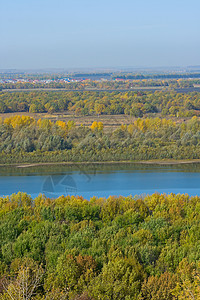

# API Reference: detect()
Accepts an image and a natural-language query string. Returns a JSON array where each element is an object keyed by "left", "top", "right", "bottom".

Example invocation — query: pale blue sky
[{"left": 0, "top": 0, "right": 200, "bottom": 69}]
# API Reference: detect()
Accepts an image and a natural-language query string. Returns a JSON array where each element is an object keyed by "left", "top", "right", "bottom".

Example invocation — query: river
[{"left": 1, "top": 163, "right": 200, "bottom": 199}]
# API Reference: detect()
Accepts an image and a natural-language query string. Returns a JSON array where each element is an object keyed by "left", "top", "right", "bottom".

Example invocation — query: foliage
[
  {"left": 1, "top": 116, "right": 200, "bottom": 164},
  {"left": 1, "top": 193, "right": 200, "bottom": 298},
  {"left": 0, "top": 90, "right": 200, "bottom": 117}
]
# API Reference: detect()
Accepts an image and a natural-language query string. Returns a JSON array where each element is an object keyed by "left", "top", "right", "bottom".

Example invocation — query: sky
[{"left": 0, "top": 0, "right": 200, "bottom": 69}]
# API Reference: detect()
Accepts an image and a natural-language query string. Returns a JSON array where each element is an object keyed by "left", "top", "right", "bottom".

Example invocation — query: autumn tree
[{"left": 0, "top": 258, "right": 44, "bottom": 300}]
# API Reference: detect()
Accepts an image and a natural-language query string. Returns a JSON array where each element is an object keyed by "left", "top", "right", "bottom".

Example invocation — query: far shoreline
[{"left": 1, "top": 159, "right": 200, "bottom": 168}]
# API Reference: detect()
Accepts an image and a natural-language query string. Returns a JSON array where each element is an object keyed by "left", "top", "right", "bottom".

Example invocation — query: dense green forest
[
  {"left": 0, "top": 192, "right": 200, "bottom": 299},
  {"left": 1, "top": 115, "right": 200, "bottom": 164},
  {"left": 1, "top": 90, "right": 200, "bottom": 117}
]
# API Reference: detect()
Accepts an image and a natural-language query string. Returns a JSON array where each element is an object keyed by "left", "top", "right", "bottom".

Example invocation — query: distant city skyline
[{"left": 1, "top": 0, "right": 200, "bottom": 69}]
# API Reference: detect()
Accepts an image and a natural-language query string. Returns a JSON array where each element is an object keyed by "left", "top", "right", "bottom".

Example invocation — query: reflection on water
[{"left": 1, "top": 163, "right": 200, "bottom": 199}]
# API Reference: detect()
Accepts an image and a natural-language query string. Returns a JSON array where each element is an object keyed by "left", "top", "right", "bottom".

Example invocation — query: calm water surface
[{"left": 1, "top": 163, "right": 200, "bottom": 199}]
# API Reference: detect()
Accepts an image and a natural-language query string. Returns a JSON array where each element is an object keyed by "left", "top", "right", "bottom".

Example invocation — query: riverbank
[{"left": 1, "top": 159, "right": 200, "bottom": 168}]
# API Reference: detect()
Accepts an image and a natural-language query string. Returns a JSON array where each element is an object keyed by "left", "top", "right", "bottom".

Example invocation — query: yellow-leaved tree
[
  {"left": 172, "top": 259, "right": 200, "bottom": 300},
  {"left": 4, "top": 116, "right": 35, "bottom": 129},
  {"left": 91, "top": 121, "right": 103, "bottom": 131}
]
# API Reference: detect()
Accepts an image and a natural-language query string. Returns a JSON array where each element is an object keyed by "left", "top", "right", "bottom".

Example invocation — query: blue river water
[{"left": 1, "top": 164, "right": 200, "bottom": 199}]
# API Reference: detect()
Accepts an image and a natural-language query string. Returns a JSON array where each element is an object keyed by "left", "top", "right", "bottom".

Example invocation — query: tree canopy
[{"left": 0, "top": 192, "right": 200, "bottom": 299}]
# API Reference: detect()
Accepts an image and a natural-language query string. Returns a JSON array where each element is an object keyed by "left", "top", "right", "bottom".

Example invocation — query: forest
[
  {"left": 0, "top": 192, "right": 200, "bottom": 299},
  {"left": 1, "top": 115, "right": 200, "bottom": 164},
  {"left": 1, "top": 90, "right": 200, "bottom": 117}
]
